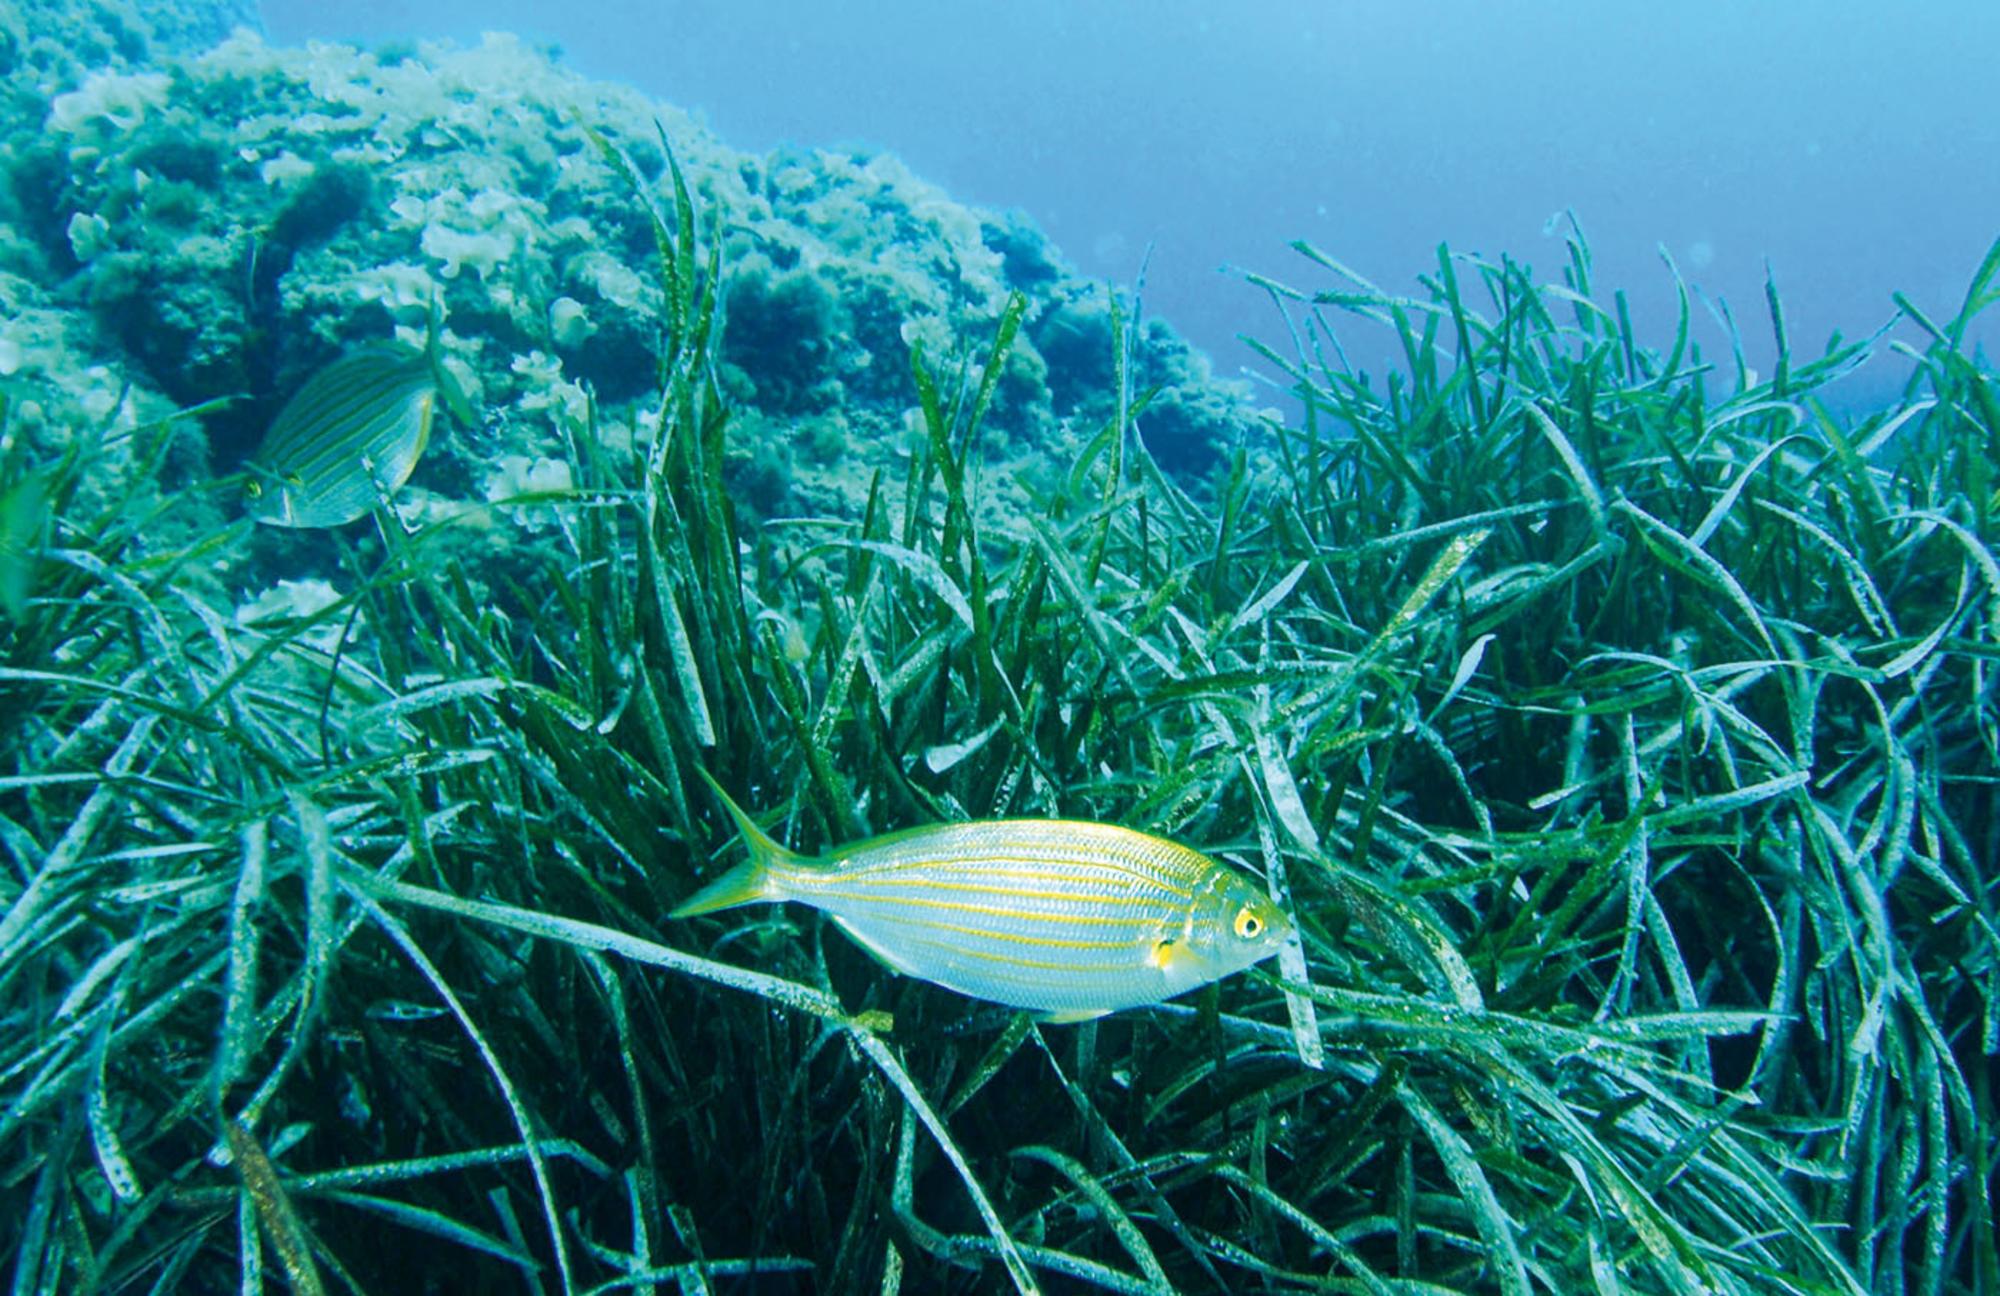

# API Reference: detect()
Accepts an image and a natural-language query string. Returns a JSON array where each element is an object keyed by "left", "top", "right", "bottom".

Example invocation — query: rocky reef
[
  {"left": 0, "top": 4, "right": 1263, "bottom": 560},
  {"left": 1, "top": 0, "right": 262, "bottom": 81}
]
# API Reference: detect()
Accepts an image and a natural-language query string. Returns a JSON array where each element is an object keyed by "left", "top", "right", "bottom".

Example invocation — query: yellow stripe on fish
[{"left": 673, "top": 769, "right": 1294, "bottom": 1020}]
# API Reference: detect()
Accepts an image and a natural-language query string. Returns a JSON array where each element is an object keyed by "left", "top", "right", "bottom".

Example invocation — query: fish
[
  {"left": 245, "top": 328, "right": 470, "bottom": 528},
  {"left": 674, "top": 769, "right": 1294, "bottom": 1021}
]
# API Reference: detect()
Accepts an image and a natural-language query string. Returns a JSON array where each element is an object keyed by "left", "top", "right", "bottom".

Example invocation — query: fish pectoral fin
[
  {"left": 830, "top": 917, "right": 924, "bottom": 978},
  {"left": 1037, "top": 1008, "right": 1111, "bottom": 1025}
]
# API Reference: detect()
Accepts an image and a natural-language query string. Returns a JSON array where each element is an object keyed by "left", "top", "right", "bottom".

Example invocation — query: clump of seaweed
[{"left": 1, "top": 126, "right": 1996, "bottom": 1296}]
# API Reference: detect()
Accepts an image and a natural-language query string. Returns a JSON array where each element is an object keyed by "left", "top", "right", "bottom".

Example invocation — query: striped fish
[
  {"left": 674, "top": 770, "right": 1293, "bottom": 1021},
  {"left": 246, "top": 342, "right": 451, "bottom": 528}
]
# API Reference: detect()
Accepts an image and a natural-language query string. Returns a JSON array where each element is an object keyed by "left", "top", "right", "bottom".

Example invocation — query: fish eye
[
  {"left": 1233, "top": 907, "right": 1264, "bottom": 940},
  {"left": 244, "top": 480, "right": 262, "bottom": 498}
]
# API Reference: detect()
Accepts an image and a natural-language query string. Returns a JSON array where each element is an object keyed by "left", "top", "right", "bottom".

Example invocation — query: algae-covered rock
[
  {"left": 1, "top": 14, "right": 1261, "bottom": 549},
  {"left": 2, "top": 0, "right": 258, "bottom": 128}
]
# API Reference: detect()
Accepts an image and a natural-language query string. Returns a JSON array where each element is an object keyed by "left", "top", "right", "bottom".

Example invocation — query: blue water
[{"left": 262, "top": 0, "right": 2000, "bottom": 412}]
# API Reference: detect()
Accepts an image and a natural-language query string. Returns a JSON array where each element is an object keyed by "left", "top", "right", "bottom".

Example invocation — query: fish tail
[{"left": 671, "top": 769, "right": 810, "bottom": 918}]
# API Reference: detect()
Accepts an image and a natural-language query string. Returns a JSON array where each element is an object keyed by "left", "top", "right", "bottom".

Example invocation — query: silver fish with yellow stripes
[
  {"left": 245, "top": 334, "right": 471, "bottom": 528},
  {"left": 674, "top": 770, "right": 1294, "bottom": 1021}
]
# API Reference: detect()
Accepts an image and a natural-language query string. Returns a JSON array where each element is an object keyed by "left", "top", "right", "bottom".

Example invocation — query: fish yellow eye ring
[{"left": 1233, "top": 908, "right": 1264, "bottom": 940}]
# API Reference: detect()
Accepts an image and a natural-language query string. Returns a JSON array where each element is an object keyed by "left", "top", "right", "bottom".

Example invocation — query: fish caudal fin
[
  {"left": 668, "top": 858, "right": 775, "bottom": 919},
  {"left": 670, "top": 769, "right": 807, "bottom": 918}
]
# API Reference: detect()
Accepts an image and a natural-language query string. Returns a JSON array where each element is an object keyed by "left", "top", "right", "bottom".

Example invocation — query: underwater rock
[
  {"left": 1, "top": 12, "right": 1261, "bottom": 545},
  {"left": 720, "top": 251, "right": 846, "bottom": 415},
  {"left": 1034, "top": 292, "right": 1119, "bottom": 409},
  {"left": 4, "top": 0, "right": 259, "bottom": 105}
]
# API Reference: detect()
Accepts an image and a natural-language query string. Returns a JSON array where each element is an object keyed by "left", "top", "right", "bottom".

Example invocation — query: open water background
[{"left": 260, "top": 0, "right": 2000, "bottom": 414}]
